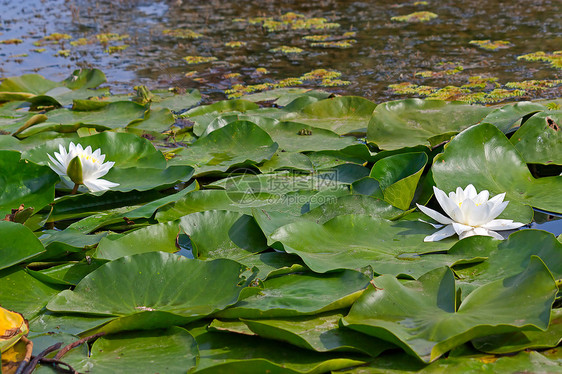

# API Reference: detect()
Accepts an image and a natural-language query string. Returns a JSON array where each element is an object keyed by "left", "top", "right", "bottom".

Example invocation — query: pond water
[{"left": 1, "top": 0, "right": 561, "bottom": 103}]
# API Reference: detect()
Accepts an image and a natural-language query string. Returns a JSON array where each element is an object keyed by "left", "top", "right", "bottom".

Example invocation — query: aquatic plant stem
[{"left": 71, "top": 183, "right": 79, "bottom": 195}]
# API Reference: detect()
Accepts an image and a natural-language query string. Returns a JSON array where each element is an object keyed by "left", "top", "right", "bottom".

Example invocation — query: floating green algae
[
  {"left": 469, "top": 40, "right": 513, "bottom": 51},
  {"left": 183, "top": 56, "right": 218, "bottom": 64},
  {"left": 310, "top": 40, "right": 356, "bottom": 49},
  {"left": 518, "top": 51, "right": 562, "bottom": 70},
  {"left": 391, "top": 11, "right": 438, "bottom": 22},
  {"left": 270, "top": 46, "right": 304, "bottom": 54},
  {"left": 162, "top": 28, "right": 203, "bottom": 39}
]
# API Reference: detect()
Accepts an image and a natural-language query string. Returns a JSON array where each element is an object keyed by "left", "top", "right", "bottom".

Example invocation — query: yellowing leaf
[{"left": 0, "top": 307, "right": 28, "bottom": 353}]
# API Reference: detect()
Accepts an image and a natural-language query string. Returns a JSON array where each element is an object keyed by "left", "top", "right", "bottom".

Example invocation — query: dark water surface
[{"left": 1, "top": 0, "right": 561, "bottom": 102}]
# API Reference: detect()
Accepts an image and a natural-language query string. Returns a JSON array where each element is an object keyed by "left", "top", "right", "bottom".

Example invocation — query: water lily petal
[
  {"left": 464, "top": 184, "right": 477, "bottom": 199},
  {"left": 473, "top": 189, "right": 490, "bottom": 205},
  {"left": 448, "top": 205, "right": 466, "bottom": 224},
  {"left": 481, "top": 219, "right": 526, "bottom": 231},
  {"left": 487, "top": 200, "right": 509, "bottom": 220},
  {"left": 424, "top": 224, "right": 456, "bottom": 242},
  {"left": 488, "top": 192, "right": 506, "bottom": 206},
  {"left": 88, "top": 161, "right": 114, "bottom": 179},
  {"left": 484, "top": 229, "right": 504, "bottom": 240},
  {"left": 83, "top": 178, "right": 120, "bottom": 192},
  {"left": 418, "top": 219, "right": 444, "bottom": 229},
  {"left": 47, "top": 154, "right": 67, "bottom": 176},
  {"left": 452, "top": 222, "right": 473, "bottom": 235},
  {"left": 416, "top": 203, "right": 453, "bottom": 225},
  {"left": 433, "top": 186, "right": 458, "bottom": 218},
  {"left": 462, "top": 198, "right": 492, "bottom": 226}
]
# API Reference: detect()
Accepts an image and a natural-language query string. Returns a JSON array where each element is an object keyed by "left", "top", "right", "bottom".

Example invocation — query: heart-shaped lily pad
[
  {"left": 0, "top": 150, "right": 58, "bottom": 217},
  {"left": 510, "top": 111, "right": 562, "bottom": 165},
  {"left": 168, "top": 121, "right": 278, "bottom": 176},
  {"left": 432, "top": 123, "right": 562, "bottom": 222},
  {"left": 215, "top": 270, "right": 370, "bottom": 318},
  {"left": 47, "top": 252, "right": 255, "bottom": 332},
  {"left": 367, "top": 99, "right": 493, "bottom": 150},
  {"left": 61, "top": 327, "right": 199, "bottom": 374},
  {"left": 271, "top": 215, "right": 455, "bottom": 275},
  {"left": 342, "top": 257, "right": 557, "bottom": 362},
  {"left": 283, "top": 96, "right": 377, "bottom": 135}
]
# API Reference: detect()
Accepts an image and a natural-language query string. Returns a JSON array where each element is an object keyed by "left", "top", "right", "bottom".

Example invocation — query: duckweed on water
[
  {"left": 162, "top": 28, "right": 203, "bottom": 39},
  {"left": 310, "top": 40, "right": 357, "bottom": 49},
  {"left": 95, "top": 32, "right": 129, "bottom": 43},
  {"left": 224, "top": 41, "right": 247, "bottom": 48},
  {"left": 105, "top": 44, "right": 130, "bottom": 54},
  {"left": 0, "top": 39, "right": 23, "bottom": 45},
  {"left": 270, "top": 46, "right": 304, "bottom": 54},
  {"left": 469, "top": 39, "right": 513, "bottom": 51},
  {"left": 183, "top": 56, "right": 218, "bottom": 64},
  {"left": 518, "top": 51, "right": 562, "bottom": 70},
  {"left": 42, "top": 33, "right": 72, "bottom": 42},
  {"left": 391, "top": 11, "right": 438, "bottom": 22},
  {"left": 243, "top": 12, "right": 340, "bottom": 32}
]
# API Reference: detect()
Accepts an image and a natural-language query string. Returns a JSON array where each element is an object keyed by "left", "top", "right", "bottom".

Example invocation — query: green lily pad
[
  {"left": 151, "top": 89, "right": 201, "bottom": 111},
  {"left": 28, "top": 259, "right": 106, "bottom": 286},
  {"left": 24, "top": 131, "right": 166, "bottom": 169},
  {"left": 0, "top": 150, "right": 58, "bottom": 217},
  {"left": 47, "top": 252, "right": 255, "bottom": 332},
  {"left": 67, "top": 183, "right": 197, "bottom": 233},
  {"left": 215, "top": 270, "right": 370, "bottom": 319},
  {"left": 210, "top": 165, "right": 367, "bottom": 196},
  {"left": 432, "top": 123, "right": 562, "bottom": 221},
  {"left": 510, "top": 111, "right": 562, "bottom": 165},
  {"left": 370, "top": 152, "right": 428, "bottom": 210},
  {"left": 241, "top": 311, "right": 392, "bottom": 356},
  {"left": 454, "top": 229, "right": 562, "bottom": 295},
  {"left": 179, "top": 210, "right": 268, "bottom": 260},
  {"left": 258, "top": 152, "right": 314, "bottom": 173},
  {"left": 0, "top": 221, "right": 45, "bottom": 270},
  {"left": 62, "top": 68, "right": 107, "bottom": 90},
  {"left": 94, "top": 221, "right": 181, "bottom": 260},
  {"left": 0, "top": 267, "right": 65, "bottom": 319},
  {"left": 49, "top": 190, "right": 166, "bottom": 222},
  {"left": 236, "top": 252, "right": 307, "bottom": 281},
  {"left": 307, "top": 144, "right": 376, "bottom": 170},
  {"left": 186, "top": 99, "right": 260, "bottom": 135},
  {"left": 271, "top": 215, "right": 455, "bottom": 275},
  {"left": 480, "top": 101, "right": 546, "bottom": 133},
  {"left": 342, "top": 257, "right": 557, "bottom": 362},
  {"left": 472, "top": 308, "right": 562, "bottom": 354},
  {"left": 23, "top": 132, "right": 192, "bottom": 192},
  {"left": 367, "top": 99, "right": 493, "bottom": 150},
  {"left": 28, "top": 86, "right": 109, "bottom": 108},
  {"left": 29, "top": 312, "right": 114, "bottom": 337},
  {"left": 242, "top": 88, "right": 331, "bottom": 105},
  {"left": 34, "top": 228, "right": 107, "bottom": 261},
  {"left": 282, "top": 96, "right": 377, "bottom": 135},
  {"left": 302, "top": 195, "right": 404, "bottom": 224},
  {"left": 127, "top": 107, "right": 175, "bottom": 133},
  {"left": 60, "top": 327, "right": 198, "bottom": 374},
  {"left": 190, "top": 323, "right": 369, "bottom": 373},
  {"left": 156, "top": 190, "right": 291, "bottom": 222},
  {"left": 0, "top": 73, "right": 60, "bottom": 99},
  {"left": 168, "top": 121, "right": 278, "bottom": 176},
  {"left": 261, "top": 121, "right": 357, "bottom": 152},
  {"left": 204, "top": 115, "right": 358, "bottom": 153},
  {"left": 16, "top": 102, "right": 146, "bottom": 137}
]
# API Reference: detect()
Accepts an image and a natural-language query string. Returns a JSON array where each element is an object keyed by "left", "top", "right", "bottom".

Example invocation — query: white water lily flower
[
  {"left": 416, "top": 184, "right": 525, "bottom": 242},
  {"left": 48, "top": 142, "right": 119, "bottom": 192}
]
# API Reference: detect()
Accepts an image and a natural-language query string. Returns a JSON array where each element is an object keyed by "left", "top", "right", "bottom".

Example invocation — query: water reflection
[{"left": 1, "top": 0, "right": 560, "bottom": 102}]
